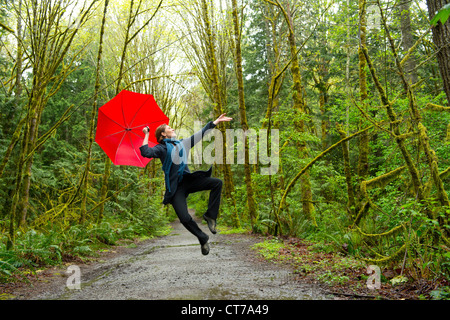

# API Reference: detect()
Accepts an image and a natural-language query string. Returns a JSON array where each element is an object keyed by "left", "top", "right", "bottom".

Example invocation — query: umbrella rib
[
  {"left": 114, "top": 132, "right": 128, "bottom": 163},
  {"left": 96, "top": 129, "right": 126, "bottom": 141},
  {"left": 128, "top": 95, "right": 153, "bottom": 128},
  {"left": 127, "top": 130, "right": 159, "bottom": 146},
  {"left": 128, "top": 133, "right": 145, "bottom": 167},
  {"left": 100, "top": 110, "right": 126, "bottom": 130},
  {"left": 129, "top": 130, "right": 144, "bottom": 139},
  {"left": 98, "top": 108, "right": 127, "bottom": 129},
  {"left": 121, "top": 92, "right": 129, "bottom": 128}
]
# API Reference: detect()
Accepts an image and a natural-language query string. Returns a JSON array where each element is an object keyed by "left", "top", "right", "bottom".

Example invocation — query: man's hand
[
  {"left": 213, "top": 113, "right": 233, "bottom": 125},
  {"left": 142, "top": 126, "right": 150, "bottom": 146}
]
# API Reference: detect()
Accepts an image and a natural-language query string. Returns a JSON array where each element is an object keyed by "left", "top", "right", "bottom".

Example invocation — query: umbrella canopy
[{"left": 95, "top": 89, "right": 169, "bottom": 167}]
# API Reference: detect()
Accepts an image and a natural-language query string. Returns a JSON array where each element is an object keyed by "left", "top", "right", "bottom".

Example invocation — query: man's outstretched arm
[
  {"left": 184, "top": 114, "right": 233, "bottom": 149},
  {"left": 213, "top": 113, "right": 233, "bottom": 126}
]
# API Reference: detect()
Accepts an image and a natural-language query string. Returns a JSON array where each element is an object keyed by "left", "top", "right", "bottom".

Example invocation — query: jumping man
[{"left": 140, "top": 114, "right": 232, "bottom": 255}]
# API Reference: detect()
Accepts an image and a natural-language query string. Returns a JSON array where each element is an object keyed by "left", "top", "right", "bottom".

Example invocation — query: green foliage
[
  {"left": 317, "top": 271, "right": 350, "bottom": 286},
  {"left": 251, "top": 238, "right": 286, "bottom": 261},
  {"left": 429, "top": 286, "right": 450, "bottom": 300},
  {"left": 430, "top": 3, "right": 450, "bottom": 26}
]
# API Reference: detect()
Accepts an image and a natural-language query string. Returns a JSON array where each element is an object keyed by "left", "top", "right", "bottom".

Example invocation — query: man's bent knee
[{"left": 215, "top": 178, "right": 223, "bottom": 189}]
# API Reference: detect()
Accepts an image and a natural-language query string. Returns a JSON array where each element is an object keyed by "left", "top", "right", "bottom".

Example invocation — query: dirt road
[{"left": 11, "top": 214, "right": 333, "bottom": 300}]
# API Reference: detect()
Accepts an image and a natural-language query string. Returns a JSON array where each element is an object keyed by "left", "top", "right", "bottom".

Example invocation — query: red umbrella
[{"left": 95, "top": 89, "right": 169, "bottom": 167}]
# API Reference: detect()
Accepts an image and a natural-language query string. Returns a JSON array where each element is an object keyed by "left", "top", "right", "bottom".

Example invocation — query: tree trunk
[
  {"left": 427, "top": 0, "right": 450, "bottom": 104},
  {"left": 312, "top": 73, "right": 329, "bottom": 150},
  {"left": 281, "top": 0, "right": 316, "bottom": 227},
  {"left": 262, "top": 4, "right": 285, "bottom": 132},
  {"left": 200, "top": 0, "right": 238, "bottom": 226},
  {"left": 98, "top": 0, "right": 134, "bottom": 223},
  {"left": 357, "top": 0, "right": 369, "bottom": 181},
  {"left": 83, "top": 0, "right": 109, "bottom": 224},
  {"left": 231, "top": 0, "right": 253, "bottom": 228},
  {"left": 337, "top": 124, "right": 356, "bottom": 219},
  {"left": 399, "top": 0, "right": 418, "bottom": 84}
]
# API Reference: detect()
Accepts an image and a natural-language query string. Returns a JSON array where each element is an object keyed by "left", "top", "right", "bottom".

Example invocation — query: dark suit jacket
[{"left": 139, "top": 121, "right": 216, "bottom": 204}]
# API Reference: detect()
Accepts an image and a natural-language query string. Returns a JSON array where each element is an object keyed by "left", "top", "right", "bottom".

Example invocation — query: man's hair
[{"left": 155, "top": 124, "right": 168, "bottom": 143}]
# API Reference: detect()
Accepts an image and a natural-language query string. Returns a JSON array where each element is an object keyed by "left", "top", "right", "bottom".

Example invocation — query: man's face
[{"left": 163, "top": 126, "right": 176, "bottom": 139}]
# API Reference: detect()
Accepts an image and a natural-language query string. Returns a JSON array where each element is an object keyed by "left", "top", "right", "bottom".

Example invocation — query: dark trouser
[{"left": 170, "top": 175, "right": 223, "bottom": 244}]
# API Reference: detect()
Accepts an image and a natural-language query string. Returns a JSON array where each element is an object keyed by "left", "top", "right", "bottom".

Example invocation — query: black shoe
[
  {"left": 203, "top": 214, "right": 217, "bottom": 234},
  {"left": 200, "top": 234, "right": 209, "bottom": 255},
  {"left": 201, "top": 242, "right": 210, "bottom": 255}
]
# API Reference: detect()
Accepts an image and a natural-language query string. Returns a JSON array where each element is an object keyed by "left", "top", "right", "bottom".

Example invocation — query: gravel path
[{"left": 12, "top": 213, "right": 333, "bottom": 300}]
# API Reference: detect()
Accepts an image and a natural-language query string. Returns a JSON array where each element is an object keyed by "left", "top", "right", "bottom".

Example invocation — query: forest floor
[{"left": 0, "top": 211, "right": 442, "bottom": 301}]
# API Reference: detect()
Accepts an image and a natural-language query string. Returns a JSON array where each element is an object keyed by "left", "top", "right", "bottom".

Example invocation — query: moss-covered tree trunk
[
  {"left": 337, "top": 124, "right": 356, "bottom": 219},
  {"left": 262, "top": 2, "right": 284, "bottom": 131},
  {"left": 399, "top": 0, "right": 418, "bottom": 84},
  {"left": 98, "top": 0, "right": 136, "bottom": 224},
  {"left": 82, "top": 0, "right": 109, "bottom": 224},
  {"left": 312, "top": 73, "right": 330, "bottom": 150},
  {"left": 231, "top": 0, "right": 254, "bottom": 228},
  {"left": 200, "top": 0, "right": 239, "bottom": 227},
  {"left": 426, "top": 0, "right": 450, "bottom": 104},
  {"left": 268, "top": 0, "right": 316, "bottom": 227},
  {"left": 357, "top": 0, "right": 369, "bottom": 181},
  {"left": 19, "top": 90, "right": 45, "bottom": 226},
  {"left": 360, "top": 43, "right": 424, "bottom": 205}
]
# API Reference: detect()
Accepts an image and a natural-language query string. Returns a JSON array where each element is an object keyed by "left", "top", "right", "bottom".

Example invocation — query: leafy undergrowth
[{"left": 251, "top": 236, "right": 450, "bottom": 300}]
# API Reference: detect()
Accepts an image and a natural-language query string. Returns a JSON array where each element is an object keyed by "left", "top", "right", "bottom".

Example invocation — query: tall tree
[
  {"left": 82, "top": 0, "right": 109, "bottom": 223},
  {"left": 200, "top": 0, "right": 238, "bottom": 225},
  {"left": 427, "top": 0, "right": 450, "bottom": 104},
  {"left": 399, "top": 0, "right": 418, "bottom": 84},
  {"left": 357, "top": 0, "right": 369, "bottom": 181},
  {"left": 265, "top": 0, "right": 316, "bottom": 227},
  {"left": 230, "top": 0, "right": 255, "bottom": 227}
]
